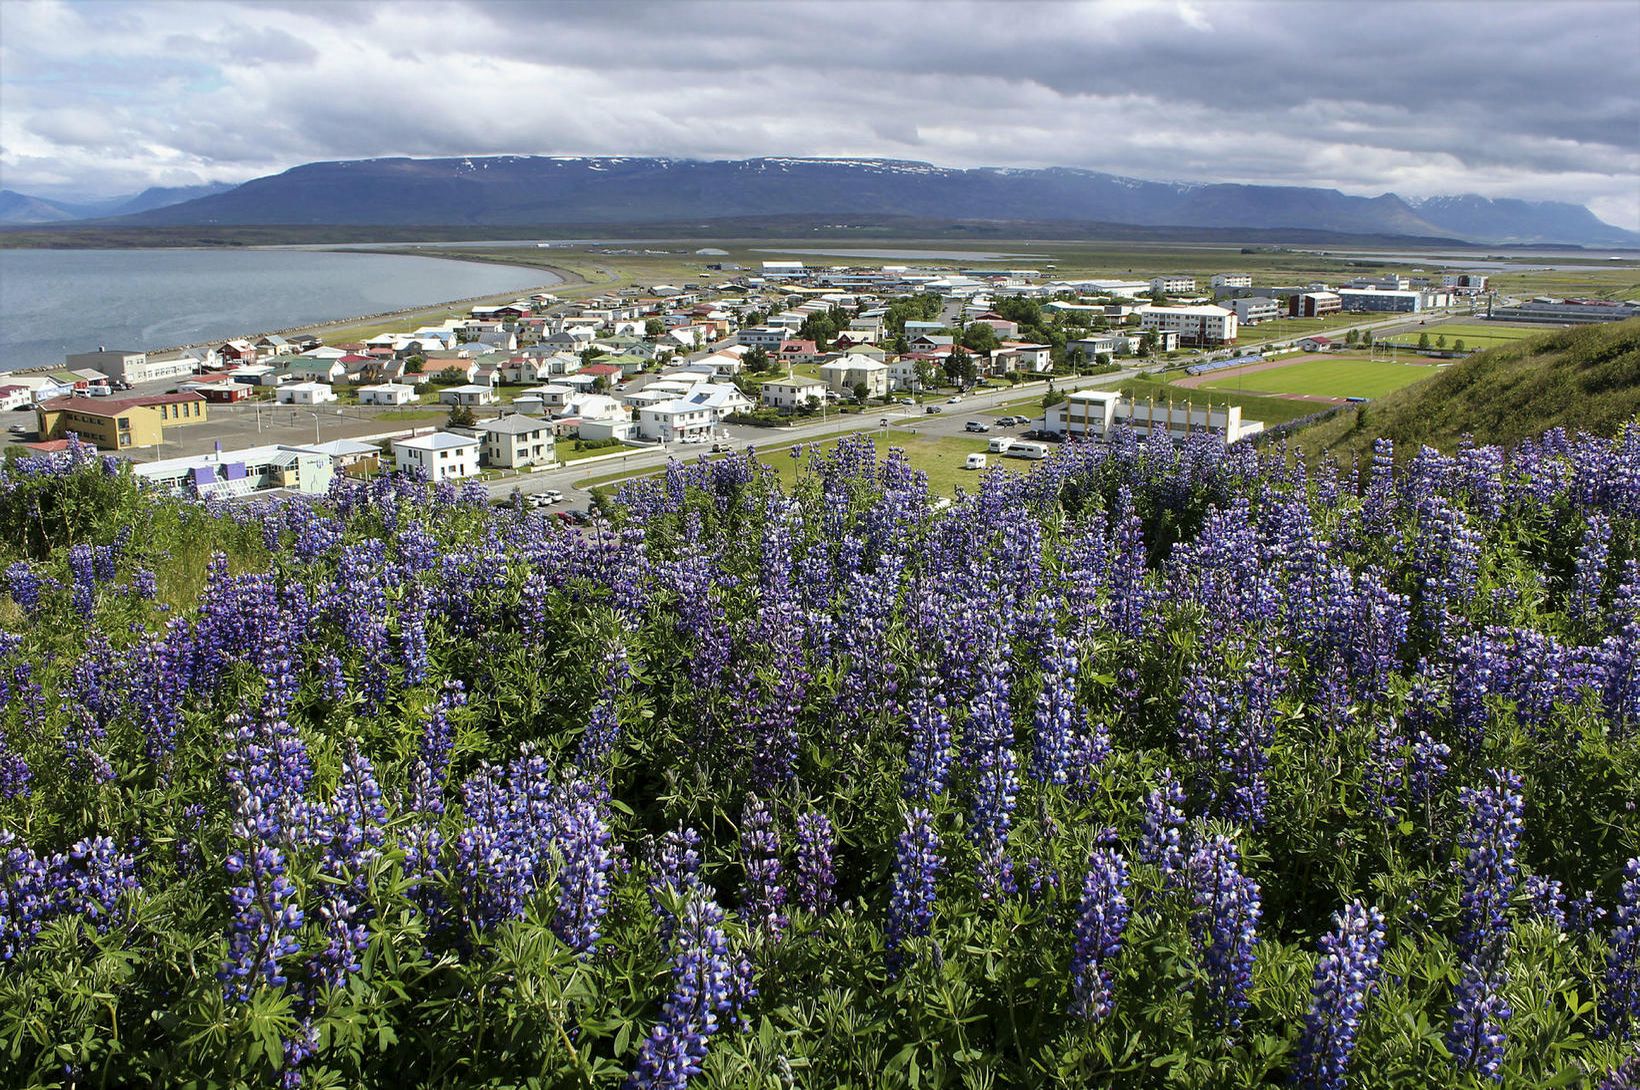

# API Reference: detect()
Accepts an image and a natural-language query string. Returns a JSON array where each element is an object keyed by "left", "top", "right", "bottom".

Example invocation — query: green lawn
[
  {"left": 1127, "top": 378, "right": 1319, "bottom": 425},
  {"left": 1379, "top": 323, "right": 1546, "bottom": 350},
  {"left": 1199, "top": 355, "right": 1439, "bottom": 399}
]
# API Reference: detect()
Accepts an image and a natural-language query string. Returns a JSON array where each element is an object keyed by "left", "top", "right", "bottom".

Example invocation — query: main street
[{"left": 483, "top": 366, "right": 1148, "bottom": 509}]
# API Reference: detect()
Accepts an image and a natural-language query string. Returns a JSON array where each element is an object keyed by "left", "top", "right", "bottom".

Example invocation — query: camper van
[
  {"left": 964, "top": 453, "right": 987, "bottom": 470},
  {"left": 1005, "top": 441, "right": 1048, "bottom": 461},
  {"left": 988, "top": 437, "right": 1014, "bottom": 454}
]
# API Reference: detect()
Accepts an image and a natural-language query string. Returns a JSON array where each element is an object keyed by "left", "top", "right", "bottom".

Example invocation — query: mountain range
[
  {"left": 0, "top": 183, "right": 237, "bottom": 225},
  {"left": 4, "top": 157, "right": 1635, "bottom": 246}
]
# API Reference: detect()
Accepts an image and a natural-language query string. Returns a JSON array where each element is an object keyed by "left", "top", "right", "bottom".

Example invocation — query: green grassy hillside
[{"left": 1296, "top": 317, "right": 1640, "bottom": 460}]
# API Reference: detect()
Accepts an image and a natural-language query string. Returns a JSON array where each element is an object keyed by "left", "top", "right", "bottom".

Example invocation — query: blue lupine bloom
[
  {"left": 1293, "top": 901, "right": 1387, "bottom": 1090},
  {"left": 1069, "top": 847, "right": 1131, "bottom": 1022},
  {"left": 886, "top": 807, "right": 940, "bottom": 972}
]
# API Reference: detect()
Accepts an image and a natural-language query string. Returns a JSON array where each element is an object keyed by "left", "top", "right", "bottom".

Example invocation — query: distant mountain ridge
[
  {"left": 0, "top": 183, "right": 236, "bottom": 225},
  {"left": 13, "top": 157, "right": 1636, "bottom": 245}
]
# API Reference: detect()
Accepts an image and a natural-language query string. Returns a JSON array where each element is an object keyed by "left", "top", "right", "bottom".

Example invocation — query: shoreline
[{"left": 0, "top": 253, "right": 588, "bottom": 379}]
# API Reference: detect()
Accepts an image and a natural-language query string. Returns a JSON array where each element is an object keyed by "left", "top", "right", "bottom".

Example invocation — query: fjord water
[{"left": 0, "top": 248, "right": 559, "bottom": 371}]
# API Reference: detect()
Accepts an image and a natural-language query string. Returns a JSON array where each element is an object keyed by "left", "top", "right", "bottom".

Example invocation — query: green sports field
[
  {"left": 1378, "top": 322, "right": 1544, "bottom": 350},
  {"left": 1199, "top": 355, "right": 1439, "bottom": 399}
]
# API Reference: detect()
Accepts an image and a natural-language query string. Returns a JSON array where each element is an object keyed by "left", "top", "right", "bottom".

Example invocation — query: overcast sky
[{"left": 2, "top": 0, "right": 1637, "bottom": 227}]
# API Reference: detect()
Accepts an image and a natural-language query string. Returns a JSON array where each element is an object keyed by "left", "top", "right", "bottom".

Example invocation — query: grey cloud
[{"left": 0, "top": 0, "right": 1634, "bottom": 228}]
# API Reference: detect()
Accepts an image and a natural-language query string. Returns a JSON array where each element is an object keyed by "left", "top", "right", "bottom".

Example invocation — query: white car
[{"left": 947, "top": 395, "right": 963, "bottom": 404}]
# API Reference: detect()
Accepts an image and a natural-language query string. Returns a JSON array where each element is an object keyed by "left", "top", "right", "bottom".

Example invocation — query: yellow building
[{"left": 36, "top": 392, "right": 209, "bottom": 451}]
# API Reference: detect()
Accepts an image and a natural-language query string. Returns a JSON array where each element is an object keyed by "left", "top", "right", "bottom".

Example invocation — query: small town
[{"left": 9, "top": 257, "right": 1631, "bottom": 510}]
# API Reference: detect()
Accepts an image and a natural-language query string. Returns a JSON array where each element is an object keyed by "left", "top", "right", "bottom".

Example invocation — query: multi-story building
[
  {"left": 1210, "top": 274, "right": 1252, "bottom": 289},
  {"left": 1229, "top": 297, "right": 1282, "bottom": 324},
  {"left": 1443, "top": 273, "right": 1490, "bottom": 293},
  {"left": 36, "top": 391, "right": 208, "bottom": 451},
  {"left": 1043, "top": 389, "right": 1264, "bottom": 445},
  {"left": 1289, "top": 292, "right": 1343, "bottom": 318},
  {"left": 473, "top": 415, "right": 556, "bottom": 468},
  {"left": 65, "top": 348, "right": 196, "bottom": 386},
  {"left": 637, "top": 400, "right": 715, "bottom": 442},
  {"left": 392, "top": 432, "right": 480, "bottom": 481},
  {"left": 818, "top": 357, "right": 889, "bottom": 399},
  {"left": 1149, "top": 276, "right": 1197, "bottom": 294},
  {"left": 1136, "top": 304, "right": 1238, "bottom": 346},
  {"left": 1335, "top": 288, "right": 1424, "bottom": 313}
]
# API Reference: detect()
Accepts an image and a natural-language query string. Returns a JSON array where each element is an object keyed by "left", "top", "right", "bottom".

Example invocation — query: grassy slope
[{"left": 1296, "top": 318, "right": 1640, "bottom": 460}]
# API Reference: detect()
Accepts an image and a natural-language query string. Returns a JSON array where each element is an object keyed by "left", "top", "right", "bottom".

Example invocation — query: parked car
[{"left": 965, "top": 421, "right": 990, "bottom": 433}]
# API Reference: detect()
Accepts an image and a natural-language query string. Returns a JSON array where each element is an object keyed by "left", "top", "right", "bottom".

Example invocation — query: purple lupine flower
[
  {"left": 1570, "top": 514, "right": 1612, "bottom": 625},
  {"left": 966, "top": 653, "right": 1018, "bottom": 899},
  {"left": 1030, "top": 637, "right": 1087, "bottom": 789},
  {"left": 886, "top": 807, "right": 940, "bottom": 973},
  {"left": 0, "top": 831, "right": 139, "bottom": 960},
  {"left": 903, "top": 685, "right": 953, "bottom": 801},
  {"left": 1068, "top": 847, "right": 1131, "bottom": 1022},
  {"left": 220, "top": 830, "right": 304, "bottom": 999},
  {"left": 1522, "top": 874, "right": 1567, "bottom": 930},
  {"left": 793, "top": 811, "right": 836, "bottom": 916},
  {"left": 1139, "top": 769, "right": 1188, "bottom": 880},
  {"left": 1447, "top": 962, "right": 1512, "bottom": 1081},
  {"left": 1454, "top": 770, "right": 1525, "bottom": 963},
  {"left": 552, "top": 777, "right": 614, "bottom": 955},
  {"left": 1293, "top": 901, "right": 1388, "bottom": 1090},
  {"left": 1185, "top": 834, "right": 1261, "bottom": 1028},
  {"left": 628, "top": 889, "right": 738, "bottom": 1090},
  {"left": 1446, "top": 769, "right": 1525, "bottom": 1080},
  {"left": 1601, "top": 856, "right": 1639, "bottom": 1040},
  {"left": 738, "top": 796, "right": 786, "bottom": 940},
  {"left": 1598, "top": 1056, "right": 1639, "bottom": 1090},
  {"left": 5, "top": 562, "right": 43, "bottom": 613},
  {"left": 310, "top": 744, "right": 387, "bottom": 991}
]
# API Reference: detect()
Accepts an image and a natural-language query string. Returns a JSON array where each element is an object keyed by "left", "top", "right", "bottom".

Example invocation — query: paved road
[{"left": 486, "top": 368, "right": 1146, "bottom": 509}]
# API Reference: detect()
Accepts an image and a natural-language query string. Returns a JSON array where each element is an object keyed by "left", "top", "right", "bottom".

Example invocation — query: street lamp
[{"left": 308, "top": 412, "right": 321, "bottom": 446}]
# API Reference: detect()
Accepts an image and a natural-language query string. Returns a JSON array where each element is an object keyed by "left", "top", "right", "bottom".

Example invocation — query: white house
[
  {"left": 990, "top": 343, "right": 1053, "bottom": 374},
  {"left": 637, "top": 399, "right": 714, "bottom": 442},
  {"left": 277, "top": 382, "right": 339, "bottom": 405},
  {"left": 392, "top": 431, "right": 480, "bottom": 481},
  {"left": 761, "top": 376, "right": 827, "bottom": 411},
  {"left": 473, "top": 414, "right": 556, "bottom": 469},
  {"left": 1149, "top": 276, "right": 1197, "bottom": 294},
  {"left": 357, "top": 383, "right": 416, "bottom": 406},
  {"left": 1210, "top": 274, "right": 1253, "bottom": 289},
  {"left": 438, "top": 384, "right": 499, "bottom": 407},
  {"left": 818, "top": 358, "right": 889, "bottom": 399},
  {"left": 736, "top": 327, "right": 788, "bottom": 350},
  {"left": 1229, "top": 297, "right": 1282, "bottom": 325}
]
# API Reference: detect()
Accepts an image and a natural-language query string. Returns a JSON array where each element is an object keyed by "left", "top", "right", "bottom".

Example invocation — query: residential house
[
  {"left": 1229, "top": 297, "right": 1282, "bottom": 324},
  {"left": 300, "top": 438, "right": 382, "bottom": 478},
  {"left": 760, "top": 376, "right": 827, "bottom": 411},
  {"left": 438, "top": 384, "right": 499, "bottom": 408},
  {"left": 818, "top": 358, "right": 889, "bottom": 399},
  {"left": 285, "top": 358, "right": 346, "bottom": 384},
  {"left": 637, "top": 399, "right": 714, "bottom": 442},
  {"left": 36, "top": 391, "right": 208, "bottom": 451},
  {"left": 277, "top": 382, "right": 339, "bottom": 405},
  {"left": 968, "top": 313, "right": 1021, "bottom": 339},
  {"left": 0, "top": 385, "right": 31, "bottom": 411},
  {"left": 990, "top": 342, "right": 1053, "bottom": 375},
  {"left": 179, "top": 375, "right": 253, "bottom": 403},
  {"left": 357, "top": 383, "right": 417, "bottom": 406},
  {"left": 1298, "top": 336, "right": 1335, "bottom": 352},
  {"left": 907, "top": 334, "right": 955, "bottom": 354},
  {"left": 1210, "top": 274, "right": 1253, "bottom": 289},
  {"left": 473, "top": 415, "right": 556, "bottom": 468},
  {"left": 392, "top": 432, "right": 480, "bottom": 481},
  {"left": 1149, "top": 276, "right": 1196, "bottom": 294}
]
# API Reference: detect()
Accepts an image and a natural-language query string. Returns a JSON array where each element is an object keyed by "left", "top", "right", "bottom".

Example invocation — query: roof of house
[
  {"left": 39, "top": 391, "right": 204, "bottom": 417},
  {"left": 395, "top": 431, "right": 479, "bottom": 452},
  {"left": 779, "top": 340, "right": 818, "bottom": 353},
  {"left": 475, "top": 414, "right": 551, "bottom": 435},
  {"left": 300, "top": 438, "right": 381, "bottom": 458}
]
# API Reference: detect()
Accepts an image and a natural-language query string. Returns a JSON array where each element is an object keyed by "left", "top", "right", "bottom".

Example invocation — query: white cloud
[{"left": 0, "top": 0, "right": 1635, "bottom": 228}]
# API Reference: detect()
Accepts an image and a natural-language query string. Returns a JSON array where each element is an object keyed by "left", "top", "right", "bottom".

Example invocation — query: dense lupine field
[{"left": 0, "top": 426, "right": 1638, "bottom": 1090}]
